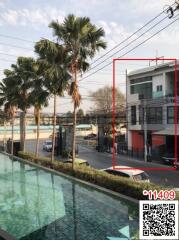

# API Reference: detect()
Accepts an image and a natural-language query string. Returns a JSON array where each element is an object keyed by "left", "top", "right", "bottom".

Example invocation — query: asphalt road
[
  {"left": 26, "top": 139, "right": 179, "bottom": 188},
  {"left": 26, "top": 139, "right": 49, "bottom": 157},
  {"left": 78, "top": 145, "right": 179, "bottom": 188}
]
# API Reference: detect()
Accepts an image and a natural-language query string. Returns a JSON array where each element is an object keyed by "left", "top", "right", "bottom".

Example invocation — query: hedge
[{"left": 18, "top": 151, "right": 179, "bottom": 201}]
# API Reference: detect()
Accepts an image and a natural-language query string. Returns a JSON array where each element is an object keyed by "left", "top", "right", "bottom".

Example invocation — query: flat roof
[{"left": 128, "top": 60, "right": 179, "bottom": 77}]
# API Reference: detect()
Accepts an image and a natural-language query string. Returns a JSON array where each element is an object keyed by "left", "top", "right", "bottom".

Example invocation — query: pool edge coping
[
  {"left": 1, "top": 151, "right": 139, "bottom": 204},
  {"left": 0, "top": 228, "right": 16, "bottom": 240}
]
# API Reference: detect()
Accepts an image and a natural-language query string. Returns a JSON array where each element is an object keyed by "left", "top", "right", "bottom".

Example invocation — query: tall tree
[
  {"left": 89, "top": 85, "right": 125, "bottom": 135},
  {"left": 49, "top": 14, "right": 106, "bottom": 168},
  {"left": 77, "top": 108, "right": 84, "bottom": 124},
  {"left": 35, "top": 39, "right": 70, "bottom": 162},
  {"left": 30, "top": 63, "right": 49, "bottom": 157},
  {"left": 89, "top": 85, "right": 125, "bottom": 113},
  {"left": 9, "top": 57, "right": 36, "bottom": 152},
  {"left": 0, "top": 73, "right": 18, "bottom": 154}
]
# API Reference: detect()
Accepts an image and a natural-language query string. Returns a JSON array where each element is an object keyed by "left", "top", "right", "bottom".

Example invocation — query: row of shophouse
[{"left": 126, "top": 60, "right": 179, "bottom": 160}]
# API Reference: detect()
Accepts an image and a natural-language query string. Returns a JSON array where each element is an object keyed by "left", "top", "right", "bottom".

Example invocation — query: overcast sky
[{"left": 0, "top": 0, "right": 178, "bottom": 114}]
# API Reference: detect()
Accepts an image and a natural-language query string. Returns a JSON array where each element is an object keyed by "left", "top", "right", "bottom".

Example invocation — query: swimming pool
[{"left": 0, "top": 153, "right": 139, "bottom": 240}]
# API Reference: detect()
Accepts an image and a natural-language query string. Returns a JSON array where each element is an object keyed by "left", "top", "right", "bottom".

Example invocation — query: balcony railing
[{"left": 140, "top": 96, "right": 179, "bottom": 106}]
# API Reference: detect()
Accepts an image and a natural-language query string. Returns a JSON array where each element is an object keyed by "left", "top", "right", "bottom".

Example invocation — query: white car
[
  {"left": 102, "top": 166, "right": 150, "bottom": 183},
  {"left": 43, "top": 140, "right": 52, "bottom": 152}
]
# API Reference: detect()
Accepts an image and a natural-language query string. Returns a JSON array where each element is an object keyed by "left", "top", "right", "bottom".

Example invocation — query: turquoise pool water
[{"left": 0, "top": 153, "right": 139, "bottom": 240}]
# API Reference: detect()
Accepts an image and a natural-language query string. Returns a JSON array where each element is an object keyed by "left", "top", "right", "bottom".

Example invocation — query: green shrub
[
  {"left": 18, "top": 151, "right": 179, "bottom": 200},
  {"left": 61, "top": 150, "right": 71, "bottom": 159}
]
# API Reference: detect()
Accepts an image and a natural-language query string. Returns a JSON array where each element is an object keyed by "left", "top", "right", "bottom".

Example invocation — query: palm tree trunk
[
  {"left": 22, "top": 110, "right": 27, "bottom": 152},
  {"left": 3, "top": 120, "right": 7, "bottom": 151},
  {"left": 11, "top": 115, "right": 14, "bottom": 155},
  {"left": 72, "top": 102, "right": 77, "bottom": 169},
  {"left": 72, "top": 67, "right": 77, "bottom": 170},
  {"left": 51, "top": 94, "right": 56, "bottom": 163},
  {"left": 35, "top": 109, "right": 40, "bottom": 157}
]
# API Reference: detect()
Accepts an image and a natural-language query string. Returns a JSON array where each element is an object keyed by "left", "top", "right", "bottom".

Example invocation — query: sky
[{"left": 0, "top": 0, "right": 178, "bottom": 114}]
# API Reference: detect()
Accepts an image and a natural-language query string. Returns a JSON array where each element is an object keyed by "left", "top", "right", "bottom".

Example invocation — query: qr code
[{"left": 139, "top": 200, "right": 178, "bottom": 239}]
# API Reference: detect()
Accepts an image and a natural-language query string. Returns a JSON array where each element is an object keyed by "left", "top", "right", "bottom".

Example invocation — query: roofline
[{"left": 127, "top": 60, "right": 179, "bottom": 77}]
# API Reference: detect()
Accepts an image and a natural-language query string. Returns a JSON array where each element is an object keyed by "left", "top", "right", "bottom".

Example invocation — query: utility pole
[
  {"left": 125, "top": 69, "right": 128, "bottom": 147},
  {"left": 144, "top": 100, "right": 148, "bottom": 162}
]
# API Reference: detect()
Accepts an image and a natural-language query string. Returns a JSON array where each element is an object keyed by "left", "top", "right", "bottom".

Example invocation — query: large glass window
[
  {"left": 167, "top": 106, "right": 179, "bottom": 124},
  {"left": 130, "top": 76, "right": 152, "bottom": 85},
  {"left": 139, "top": 107, "right": 162, "bottom": 124},
  {"left": 139, "top": 105, "right": 143, "bottom": 124},
  {"left": 131, "top": 106, "right": 136, "bottom": 125},
  {"left": 146, "top": 107, "right": 162, "bottom": 124},
  {"left": 156, "top": 108, "right": 163, "bottom": 124},
  {"left": 130, "top": 82, "right": 152, "bottom": 99}
]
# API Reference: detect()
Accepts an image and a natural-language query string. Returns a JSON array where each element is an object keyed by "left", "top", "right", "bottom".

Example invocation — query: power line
[
  {"left": 79, "top": 2, "right": 176, "bottom": 78},
  {"left": 79, "top": 14, "right": 179, "bottom": 82},
  {"left": 79, "top": 15, "right": 169, "bottom": 81},
  {"left": 0, "top": 51, "right": 35, "bottom": 58},
  {"left": 88, "top": 15, "right": 168, "bottom": 72},
  {"left": 0, "top": 33, "right": 35, "bottom": 44},
  {"left": 0, "top": 41, "right": 33, "bottom": 51},
  {"left": 0, "top": 58, "right": 16, "bottom": 63},
  {"left": 90, "top": 3, "right": 176, "bottom": 67}
]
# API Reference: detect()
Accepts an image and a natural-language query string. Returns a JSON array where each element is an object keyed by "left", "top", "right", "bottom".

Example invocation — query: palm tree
[
  {"left": 0, "top": 71, "right": 18, "bottom": 154},
  {"left": 10, "top": 57, "right": 36, "bottom": 152},
  {"left": 5, "top": 103, "right": 17, "bottom": 154},
  {"left": 49, "top": 14, "right": 106, "bottom": 168},
  {"left": 35, "top": 39, "right": 70, "bottom": 162},
  {"left": 30, "top": 66, "right": 49, "bottom": 157}
]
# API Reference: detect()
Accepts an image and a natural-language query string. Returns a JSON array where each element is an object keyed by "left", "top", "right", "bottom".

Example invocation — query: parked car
[
  {"left": 84, "top": 133, "right": 97, "bottom": 140},
  {"left": 43, "top": 140, "right": 52, "bottom": 152},
  {"left": 162, "top": 152, "right": 179, "bottom": 167},
  {"left": 102, "top": 166, "right": 150, "bottom": 183},
  {"left": 62, "top": 158, "right": 90, "bottom": 166}
]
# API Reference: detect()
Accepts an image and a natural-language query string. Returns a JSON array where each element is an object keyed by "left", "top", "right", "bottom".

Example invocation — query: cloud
[
  {"left": 0, "top": 0, "right": 7, "bottom": 7},
  {"left": 129, "top": 0, "right": 174, "bottom": 17},
  {"left": 0, "top": 7, "right": 65, "bottom": 28},
  {"left": 97, "top": 20, "right": 132, "bottom": 48}
]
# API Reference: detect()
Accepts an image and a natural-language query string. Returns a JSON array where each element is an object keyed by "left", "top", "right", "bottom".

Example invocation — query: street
[
  {"left": 26, "top": 139, "right": 179, "bottom": 188},
  {"left": 78, "top": 145, "right": 179, "bottom": 188}
]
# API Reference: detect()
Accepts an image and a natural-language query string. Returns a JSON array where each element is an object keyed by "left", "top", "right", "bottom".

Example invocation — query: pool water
[{"left": 0, "top": 153, "right": 139, "bottom": 240}]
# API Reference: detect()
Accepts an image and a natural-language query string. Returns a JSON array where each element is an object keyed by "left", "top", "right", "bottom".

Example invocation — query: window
[
  {"left": 130, "top": 76, "right": 152, "bottom": 85},
  {"left": 167, "top": 106, "right": 179, "bottom": 124},
  {"left": 131, "top": 106, "right": 136, "bottom": 125},
  {"left": 147, "top": 108, "right": 155, "bottom": 124},
  {"left": 156, "top": 107, "right": 163, "bottom": 124},
  {"left": 133, "top": 172, "right": 149, "bottom": 181},
  {"left": 130, "top": 82, "right": 152, "bottom": 99},
  {"left": 139, "top": 105, "right": 144, "bottom": 124},
  {"left": 146, "top": 107, "right": 162, "bottom": 124},
  {"left": 105, "top": 170, "right": 129, "bottom": 178},
  {"left": 156, "top": 85, "right": 162, "bottom": 92},
  {"left": 115, "top": 172, "right": 130, "bottom": 178}
]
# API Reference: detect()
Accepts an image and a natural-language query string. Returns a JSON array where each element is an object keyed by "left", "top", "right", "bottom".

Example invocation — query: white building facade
[{"left": 127, "top": 61, "right": 179, "bottom": 159}]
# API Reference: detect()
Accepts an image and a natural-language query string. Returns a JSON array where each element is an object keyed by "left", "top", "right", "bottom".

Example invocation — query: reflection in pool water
[{"left": 0, "top": 154, "right": 139, "bottom": 240}]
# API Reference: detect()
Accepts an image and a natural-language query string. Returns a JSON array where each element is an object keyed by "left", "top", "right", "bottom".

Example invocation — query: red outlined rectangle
[{"left": 112, "top": 58, "right": 178, "bottom": 171}]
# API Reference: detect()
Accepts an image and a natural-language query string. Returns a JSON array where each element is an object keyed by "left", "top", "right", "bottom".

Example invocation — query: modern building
[{"left": 127, "top": 60, "right": 179, "bottom": 159}]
